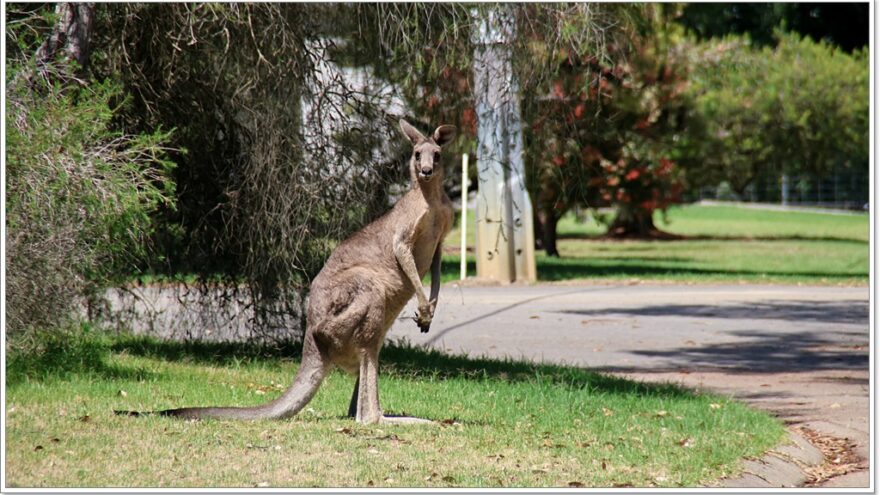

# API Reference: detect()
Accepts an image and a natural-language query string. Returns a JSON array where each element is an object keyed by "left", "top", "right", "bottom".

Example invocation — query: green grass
[
  {"left": 441, "top": 204, "right": 868, "bottom": 284},
  {"left": 6, "top": 330, "right": 785, "bottom": 488}
]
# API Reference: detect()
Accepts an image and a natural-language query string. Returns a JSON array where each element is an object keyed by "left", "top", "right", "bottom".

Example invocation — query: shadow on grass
[
  {"left": 534, "top": 258, "right": 866, "bottom": 282},
  {"left": 440, "top": 258, "right": 475, "bottom": 276},
  {"left": 556, "top": 233, "right": 868, "bottom": 245},
  {"left": 441, "top": 252, "right": 866, "bottom": 282},
  {"left": 6, "top": 331, "right": 154, "bottom": 386},
  {"left": 109, "top": 335, "right": 304, "bottom": 366},
  {"left": 100, "top": 334, "right": 695, "bottom": 400}
]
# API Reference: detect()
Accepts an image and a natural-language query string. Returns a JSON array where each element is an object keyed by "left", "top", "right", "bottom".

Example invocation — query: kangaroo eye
[
  {"left": 414, "top": 152, "right": 421, "bottom": 160},
  {"left": 434, "top": 152, "right": 441, "bottom": 161}
]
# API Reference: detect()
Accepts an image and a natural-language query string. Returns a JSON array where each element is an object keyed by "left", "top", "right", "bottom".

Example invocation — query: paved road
[{"left": 386, "top": 282, "right": 871, "bottom": 487}]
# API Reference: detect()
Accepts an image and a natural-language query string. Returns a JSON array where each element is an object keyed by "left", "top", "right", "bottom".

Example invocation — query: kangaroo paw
[{"left": 413, "top": 311, "right": 433, "bottom": 332}]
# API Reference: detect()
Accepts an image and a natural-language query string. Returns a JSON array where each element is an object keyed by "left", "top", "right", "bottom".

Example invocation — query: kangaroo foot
[{"left": 379, "top": 415, "right": 435, "bottom": 425}]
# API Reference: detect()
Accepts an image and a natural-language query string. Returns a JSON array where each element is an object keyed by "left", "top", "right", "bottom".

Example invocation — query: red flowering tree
[
  {"left": 524, "top": 25, "right": 691, "bottom": 252},
  {"left": 596, "top": 150, "right": 684, "bottom": 238}
]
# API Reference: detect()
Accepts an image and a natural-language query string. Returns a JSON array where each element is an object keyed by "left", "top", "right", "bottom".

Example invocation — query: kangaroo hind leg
[
  {"left": 347, "top": 375, "right": 359, "bottom": 418},
  {"left": 352, "top": 346, "right": 433, "bottom": 425}
]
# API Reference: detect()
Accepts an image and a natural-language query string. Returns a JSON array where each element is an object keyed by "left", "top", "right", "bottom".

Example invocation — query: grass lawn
[
  {"left": 5, "top": 332, "right": 785, "bottom": 488},
  {"left": 441, "top": 203, "right": 869, "bottom": 284}
]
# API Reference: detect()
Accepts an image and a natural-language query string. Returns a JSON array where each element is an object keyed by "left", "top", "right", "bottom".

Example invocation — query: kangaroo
[{"left": 119, "top": 120, "right": 455, "bottom": 424}]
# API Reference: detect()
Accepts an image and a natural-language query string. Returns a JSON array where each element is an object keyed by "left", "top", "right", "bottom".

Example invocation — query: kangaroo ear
[
  {"left": 433, "top": 125, "right": 457, "bottom": 147},
  {"left": 399, "top": 119, "right": 425, "bottom": 144}
]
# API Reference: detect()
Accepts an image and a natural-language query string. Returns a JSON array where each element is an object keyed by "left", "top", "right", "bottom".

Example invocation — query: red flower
[
  {"left": 552, "top": 155, "right": 565, "bottom": 166},
  {"left": 625, "top": 169, "right": 641, "bottom": 181},
  {"left": 574, "top": 104, "right": 585, "bottom": 119},
  {"left": 607, "top": 176, "right": 620, "bottom": 187},
  {"left": 553, "top": 81, "right": 565, "bottom": 98}
]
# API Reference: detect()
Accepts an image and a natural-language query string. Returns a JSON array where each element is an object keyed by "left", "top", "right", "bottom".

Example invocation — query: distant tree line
[{"left": 677, "top": 2, "right": 868, "bottom": 52}]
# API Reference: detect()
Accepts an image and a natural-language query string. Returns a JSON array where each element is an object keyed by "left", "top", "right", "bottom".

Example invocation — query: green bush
[
  {"left": 5, "top": 65, "right": 175, "bottom": 338},
  {"left": 678, "top": 33, "right": 868, "bottom": 194}
]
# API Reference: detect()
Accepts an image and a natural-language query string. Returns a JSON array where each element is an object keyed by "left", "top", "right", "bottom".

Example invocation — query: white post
[
  {"left": 781, "top": 174, "right": 790, "bottom": 205},
  {"left": 460, "top": 153, "right": 469, "bottom": 280}
]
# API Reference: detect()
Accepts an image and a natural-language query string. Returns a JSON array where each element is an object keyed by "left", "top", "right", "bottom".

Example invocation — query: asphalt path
[{"left": 386, "top": 282, "right": 871, "bottom": 487}]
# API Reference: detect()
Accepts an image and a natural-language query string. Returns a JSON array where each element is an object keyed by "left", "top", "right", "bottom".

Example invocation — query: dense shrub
[{"left": 5, "top": 62, "right": 175, "bottom": 338}]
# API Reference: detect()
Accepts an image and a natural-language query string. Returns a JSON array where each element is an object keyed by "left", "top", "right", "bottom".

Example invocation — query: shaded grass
[
  {"left": 441, "top": 204, "right": 868, "bottom": 284},
  {"left": 6, "top": 331, "right": 785, "bottom": 488}
]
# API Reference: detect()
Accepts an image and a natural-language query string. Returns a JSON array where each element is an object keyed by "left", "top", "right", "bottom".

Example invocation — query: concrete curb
[
  {"left": 719, "top": 431, "right": 825, "bottom": 488},
  {"left": 801, "top": 421, "right": 870, "bottom": 462},
  {"left": 802, "top": 421, "right": 871, "bottom": 488}
]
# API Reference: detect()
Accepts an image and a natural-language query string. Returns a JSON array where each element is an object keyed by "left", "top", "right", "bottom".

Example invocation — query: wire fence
[{"left": 696, "top": 166, "right": 869, "bottom": 211}]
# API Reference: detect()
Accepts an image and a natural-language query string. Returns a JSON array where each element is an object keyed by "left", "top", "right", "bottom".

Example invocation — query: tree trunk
[
  {"left": 533, "top": 209, "right": 545, "bottom": 250},
  {"left": 607, "top": 204, "right": 662, "bottom": 239},
  {"left": 32, "top": 3, "right": 95, "bottom": 81},
  {"left": 536, "top": 208, "right": 560, "bottom": 257},
  {"left": 542, "top": 212, "right": 560, "bottom": 257}
]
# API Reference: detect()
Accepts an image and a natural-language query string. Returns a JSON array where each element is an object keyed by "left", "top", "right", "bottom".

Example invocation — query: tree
[
  {"left": 677, "top": 3, "right": 868, "bottom": 52},
  {"left": 524, "top": 7, "right": 692, "bottom": 248},
  {"left": 677, "top": 33, "right": 869, "bottom": 197}
]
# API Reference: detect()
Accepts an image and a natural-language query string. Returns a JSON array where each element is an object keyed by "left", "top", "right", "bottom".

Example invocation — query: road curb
[
  {"left": 719, "top": 431, "right": 824, "bottom": 488},
  {"left": 800, "top": 421, "right": 870, "bottom": 462}
]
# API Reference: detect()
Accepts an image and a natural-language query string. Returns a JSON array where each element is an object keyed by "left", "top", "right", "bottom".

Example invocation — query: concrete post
[{"left": 471, "top": 7, "right": 536, "bottom": 283}]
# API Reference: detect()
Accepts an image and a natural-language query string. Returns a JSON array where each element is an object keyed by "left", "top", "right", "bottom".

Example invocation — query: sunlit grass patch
[{"left": 6, "top": 332, "right": 785, "bottom": 488}]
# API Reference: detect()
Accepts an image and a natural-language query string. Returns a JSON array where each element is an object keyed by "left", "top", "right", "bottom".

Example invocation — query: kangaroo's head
[{"left": 400, "top": 119, "right": 456, "bottom": 184}]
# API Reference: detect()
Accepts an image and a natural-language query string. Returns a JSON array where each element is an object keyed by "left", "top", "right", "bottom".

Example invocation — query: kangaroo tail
[{"left": 120, "top": 333, "right": 329, "bottom": 421}]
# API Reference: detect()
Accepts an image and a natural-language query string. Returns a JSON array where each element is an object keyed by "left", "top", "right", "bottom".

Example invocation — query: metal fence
[{"left": 696, "top": 166, "right": 869, "bottom": 211}]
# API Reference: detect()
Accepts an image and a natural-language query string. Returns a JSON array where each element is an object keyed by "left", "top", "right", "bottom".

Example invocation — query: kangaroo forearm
[
  {"left": 395, "top": 244, "right": 429, "bottom": 305},
  {"left": 429, "top": 248, "right": 441, "bottom": 303}
]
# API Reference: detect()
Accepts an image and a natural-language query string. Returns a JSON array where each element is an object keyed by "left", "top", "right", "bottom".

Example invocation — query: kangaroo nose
[{"left": 420, "top": 167, "right": 433, "bottom": 177}]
